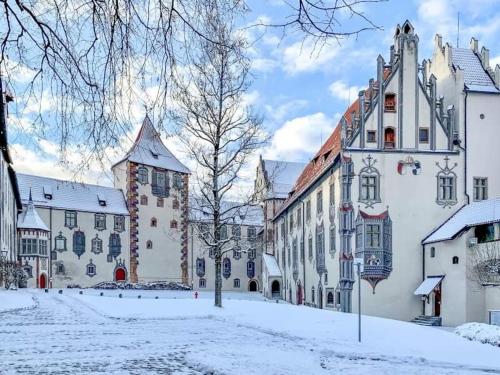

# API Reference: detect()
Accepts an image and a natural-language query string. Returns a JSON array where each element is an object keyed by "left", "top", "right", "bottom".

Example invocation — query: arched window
[
  {"left": 140, "top": 195, "right": 148, "bottom": 205},
  {"left": 137, "top": 167, "right": 148, "bottom": 184},
  {"left": 152, "top": 169, "right": 170, "bottom": 197},
  {"left": 199, "top": 278, "right": 206, "bottom": 288},
  {"left": 73, "top": 230, "right": 86, "bottom": 259},
  {"left": 196, "top": 258, "right": 205, "bottom": 277},
  {"left": 146, "top": 240, "right": 153, "bottom": 249},
  {"left": 109, "top": 233, "right": 121, "bottom": 258},
  {"left": 452, "top": 256, "right": 459, "bottom": 264},
  {"left": 151, "top": 218, "right": 157, "bottom": 227},
  {"left": 247, "top": 260, "right": 255, "bottom": 279},
  {"left": 384, "top": 127, "right": 395, "bottom": 149},
  {"left": 86, "top": 259, "right": 96, "bottom": 277},
  {"left": 223, "top": 258, "right": 231, "bottom": 279},
  {"left": 327, "top": 292, "right": 334, "bottom": 305}
]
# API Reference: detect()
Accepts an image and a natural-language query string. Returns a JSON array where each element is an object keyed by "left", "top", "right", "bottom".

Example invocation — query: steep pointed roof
[
  {"left": 18, "top": 189, "right": 49, "bottom": 231},
  {"left": 113, "top": 116, "right": 190, "bottom": 173}
]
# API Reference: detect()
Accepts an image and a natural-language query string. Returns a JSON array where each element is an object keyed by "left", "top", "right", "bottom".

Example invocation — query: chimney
[
  {"left": 435, "top": 34, "right": 443, "bottom": 50},
  {"left": 377, "top": 55, "right": 385, "bottom": 149},
  {"left": 481, "top": 46, "right": 490, "bottom": 70},
  {"left": 470, "top": 37, "right": 478, "bottom": 53},
  {"left": 358, "top": 90, "right": 366, "bottom": 148},
  {"left": 368, "top": 78, "right": 375, "bottom": 110},
  {"left": 495, "top": 65, "right": 500, "bottom": 88},
  {"left": 447, "top": 105, "right": 456, "bottom": 150}
]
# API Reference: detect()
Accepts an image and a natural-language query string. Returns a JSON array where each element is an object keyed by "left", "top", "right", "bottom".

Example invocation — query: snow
[
  {"left": 455, "top": 322, "right": 500, "bottom": 347},
  {"left": 17, "top": 173, "right": 129, "bottom": 215},
  {"left": 451, "top": 48, "right": 499, "bottom": 93},
  {"left": 423, "top": 198, "right": 500, "bottom": 244},
  {"left": 189, "top": 198, "right": 263, "bottom": 226},
  {"left": 1, "top": 289, "right": 499, "bottom": 374},
  {"left": 17, "top": 197, "right": 49, "bottom": 231},
  {"left": 263, "top": 253, "right": 282, "bottom": 277},
  {"left": 414, "top": 276, "right": 444, "bottom": 295},
  {"left": 0, "top": 290, "right": 36, "bottom": 313},
  {"left": 263, "top": 159, "right": 306, "bottom": 199}
]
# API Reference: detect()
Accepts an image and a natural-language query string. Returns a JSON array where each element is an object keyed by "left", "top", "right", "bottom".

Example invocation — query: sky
[{"left": 5, "top": 0, "right": 500, "bottom": 189}]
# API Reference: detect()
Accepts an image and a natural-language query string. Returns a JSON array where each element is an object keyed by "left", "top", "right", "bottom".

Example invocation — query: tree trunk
[{"left": 214, "top": 255, "right": 222, "bottom": 307}]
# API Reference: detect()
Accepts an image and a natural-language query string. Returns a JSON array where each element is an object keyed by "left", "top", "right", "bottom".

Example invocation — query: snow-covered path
[{"left": 0, "top": 291, "right": 498, "bottom": 374}]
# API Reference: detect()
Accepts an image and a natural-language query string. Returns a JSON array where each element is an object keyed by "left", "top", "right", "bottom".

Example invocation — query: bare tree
[
  {"left": 469, "top": 242, "right": 500, "bottom": 286},
  {"left": 170, "top": 0, "right": 266, "bottom": 307}
]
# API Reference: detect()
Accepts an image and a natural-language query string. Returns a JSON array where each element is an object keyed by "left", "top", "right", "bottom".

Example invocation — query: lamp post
[{"left": 354, "top": 257, "right": 364, "bottom": 343}]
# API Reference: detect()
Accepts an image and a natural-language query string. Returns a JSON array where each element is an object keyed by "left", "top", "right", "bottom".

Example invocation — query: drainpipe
[
  {"left": 463, "top": 90, "right": 470, "bottom": 204},
  {"left": 301, "top": 199, "right": 306, "bottom": 304}
]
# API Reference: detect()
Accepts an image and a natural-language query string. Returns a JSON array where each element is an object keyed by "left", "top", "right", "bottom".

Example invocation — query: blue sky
[{"left": 6, "top": 0, "right": 500, "bottom": 186}]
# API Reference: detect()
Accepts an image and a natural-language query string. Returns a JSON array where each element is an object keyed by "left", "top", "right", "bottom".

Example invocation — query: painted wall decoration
[
  {"left": 354, "top": 209, "right": 393, "bottom": 293},
  {"left": 222, "top": 257, "right": 231, "bottom": 279},
  {"left": 358, "top": 154, "right": 381, "bottom": 208},
  {"left": 397, "top": 156, "right": 421, "bottom": 175},
  {"left": 435, "top": 156, "right": 458, "bottom": 208}
]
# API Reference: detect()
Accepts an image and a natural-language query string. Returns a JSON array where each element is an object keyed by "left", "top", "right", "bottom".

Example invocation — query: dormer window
[
  {"left": 43, "top": 185, "right": 53, "bottom": 200},
  {"left": 150, "top": 150, "right": 159, "bottom": 159},
  {"left": 97, "top": 194, "right": 107, "bottom": 207},
  {"left": 384, "top": 93, "right": 396, "bottom": 112}
]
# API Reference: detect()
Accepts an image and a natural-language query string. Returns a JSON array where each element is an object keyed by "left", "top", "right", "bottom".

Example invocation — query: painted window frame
[
  {"left": 114, "top": 215, "right": 125, "bottom": 232},
  {"left": 91, "top": 235, "right": 103, "bottom": 254},
  {"left": 65, "top": 210, "right": 77, "bottom": 229},
  {"left": 95, "top": 213, "right": 106, "bottom": 231},
  {"left": 137, "top": 166, "right": 149, "bottom": 184}
]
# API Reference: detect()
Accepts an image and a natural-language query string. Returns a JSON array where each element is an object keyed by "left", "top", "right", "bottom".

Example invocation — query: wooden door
[{"left": 39, "top": 274, "right": 46, "bottom": 289}]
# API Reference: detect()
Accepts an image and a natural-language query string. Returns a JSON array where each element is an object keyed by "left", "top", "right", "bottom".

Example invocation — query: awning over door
[{"left": 414, "top": 276, "right": 444, "bottom": 296}]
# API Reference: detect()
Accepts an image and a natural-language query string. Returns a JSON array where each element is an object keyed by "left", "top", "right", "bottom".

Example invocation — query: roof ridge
[{"left": 17, "top": 172, "right": 120, "bottom": 191}]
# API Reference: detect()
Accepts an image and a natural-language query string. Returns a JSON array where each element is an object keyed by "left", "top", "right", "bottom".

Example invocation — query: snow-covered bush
[
  {"left": 92, "top": 281, "right": 191, "bottom": 291},
  {"left": 455, "top": 322, "right": 500, "bottom": 347}
]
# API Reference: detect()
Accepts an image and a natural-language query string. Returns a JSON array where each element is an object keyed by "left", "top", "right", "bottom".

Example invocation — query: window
[
  {"left": 300, "top": 239, "right": 305, "bottom": 262},
  {"left": 137, "top": 167, "right": 148, "bottom": 184},
  {"left": 233, "top": 245, "right": 241, "bottom": 260},
  {"left": 157, "top": 198, "right": 164, "bottom": 207},
  {"left": 196, "top": 258, "right": 205, "bottom": 277},
  {"left": 234, "top": 278, "right": 241, "bottom": 288},
  {"left": 366, "top": 224, "right": 380, "bottom": 247},
  {"left": 324, "top": 271, "right": 328, "bottom": 285},
  {"left": 152, "top": 169, "right": 170, "bottom": 198},
  {"left": 452, "top": 256, "right": 459, "bottom": 265},
  {"left": 209, "top": 247, "right": 216, "bottom": 259},
  {"left": 220, "top": 225, "right": 228, "bottom": 240},
  {"left": 384, "top": 128, "right": 395, "bottom": 149},
  {"left": 146, "top": 240, "right": 153, "bottom": 249},
  {"left": 306, "top": 200, "right": 311, "bottom": 222},
  {"left": 312, "top": 286, "right": 315, "bottom": 304},
  {"left": 473, "top": 177, "right": 488, "bottom": 201},
  {"left": 297, "top": 208, "right": 302, "bottom": 228},
  {"left": 308, "top": 234, "right": 313, "bottom": 260},
  {"left": 329, "top": 182, "right": 335, "bottom": 207},
  {"left": 73, "top": 230, "right": 86, "bottom": 259},
  {"left": 384, "top": 93, "right": 396, "bottom": 111},
  {"left": 329, "top": 227, "right": 336, "bottom": 255},
  {"left": 327, "top": 291, "right": 334, "bottom": 306},
  {"left": 360, "top": 176, "right": 379, "bottom": 202},
  {"left": 475, "top": 224, "right": 496, "bottom": 243},
  {"left": 173, "top": 173, "right": 183, "bottom": 189},
  {"left": 65, "top": 211, "right": 77, "bottom": 229},
  {"left": 20, "top": 239, "right": 37, "bottom": 255},
  {"left": 95, "top": 213, "right": 106, "bottom": 230},
  {"left": 232, "top": 225, "right": 241, "bottom": 241},
  {"left": 289, "top": 214, "right": 294, "bottom": 231},
  {"left": 55, "top": 262, "right": 65, "bottom": 275},
  {"left": 199, "top": 278, "right": 206, "bottom": 288},
  {"left": 91, "top": 235, "right": 103, "bottom": 254},
  {"left": 430, "top": 247, "right": 435, "bottom": 258},
  {"left": 170, "top": 220, "right": 178, "bottom": 229},
  {"left": 316, "top": 224, "right": 325, "bottom": 273},
  {"left": 367, "top": 130, "right": 376, "bottom": 143},
  {"left": 151, "top": 218, "right": 157, "bottom": 227},
  {"left": 317, "top": 190, "right": 323, "bottom": 214},
  {"left": 114, "top": 215, "right": 125, "bottom": 232},
  {"left": 248, "top": 248, "right": 256, "bottom": 260},
  {"left": 223, "top": 258, "right": 231, "bottom": 279},
  {"left": 247, "top": 261, "right": 256, "bottom": 278},
  {"left": 39, "top": 240, "right": 48, "bottom": 255},
  {"left": 23, "top": 263, "right": 33, "bottom": 278},
  {"left": 172, "top": 199, "right": 180, "bottom": 210},
  {"left": 109, "top": 233, "right": 121, "bottom": 258},
  {"left": 437, "top": 175, "right": 456, "bottom": 203},
  {"left": 86, "top": 260, "right": 96, "bottom": 277},
  {"left": 140, "top": 195, "right": 148, "bottom": 205},
  {"left": 247, "top": 226, "right": 257, "bottom": 242},
  {"left": 54, "top": 232, "right": 67, "bottom": 252},
  {"left": 419, "top": 128, "right": 429, "bottom": 143}
]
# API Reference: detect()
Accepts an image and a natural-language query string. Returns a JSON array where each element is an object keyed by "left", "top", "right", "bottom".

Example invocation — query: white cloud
[
  {"left": 252, "top": 58, "right": 279, "bottom": 72},
  {"left": 328, "top": 80, "right": 362, "bottom": 101},
  {"left": 264, "top": 99, "right": 308, "bottom": 123},
  {"left": 281, "top": 39, "right": 340, "bottom": 74},
  {"left": 263, "top": 112, "right": 338, "bottom": 161}
]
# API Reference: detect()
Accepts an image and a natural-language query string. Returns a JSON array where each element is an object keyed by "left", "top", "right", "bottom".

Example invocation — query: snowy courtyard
[{"left": 1, "top": 290, "right": 499, "bottom": 375}]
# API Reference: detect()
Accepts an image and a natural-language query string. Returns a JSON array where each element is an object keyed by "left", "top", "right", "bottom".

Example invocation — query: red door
[
  {"left": 115, "top": 268, "right": 126, "bottom": 282},
  {"left": 39, "top": 274, "right": 46, "bottom": 289}
]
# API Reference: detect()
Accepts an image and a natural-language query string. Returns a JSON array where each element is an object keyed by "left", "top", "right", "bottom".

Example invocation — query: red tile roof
[{"left": 359, "top": 210, "right": 389, "bottom": 220}]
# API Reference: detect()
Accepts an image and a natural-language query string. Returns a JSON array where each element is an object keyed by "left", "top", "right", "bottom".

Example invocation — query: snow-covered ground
[
  {"left": 0, "top": 290, "right": 36, "bottom": 313},
  {"left": 456, "top": 322, "right": 500, "bottom": 347},
  {"left": 1, "top": 290, "right": 499, "bottom": 374}
]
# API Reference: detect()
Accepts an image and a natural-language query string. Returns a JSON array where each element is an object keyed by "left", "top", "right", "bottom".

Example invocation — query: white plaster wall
[
  {"left": 0, "top": 156, "right": 17, "bottom": 264},
  {"left": 485, "top": 286, "right": 500, "bottom": 323}
]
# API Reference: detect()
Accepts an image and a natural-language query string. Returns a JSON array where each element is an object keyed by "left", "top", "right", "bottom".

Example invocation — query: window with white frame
[
  {"left": 308, "top": 234, "right": 313, "bottom": 260},
  {"left": 437, "top": 175, "right": 456, "bottom": 204},
  {"left": 220, "top": 225, "right": 228, "bottom": 240},
  {"left": 473, "top": 177, "right": 488, "bottom": 201}
]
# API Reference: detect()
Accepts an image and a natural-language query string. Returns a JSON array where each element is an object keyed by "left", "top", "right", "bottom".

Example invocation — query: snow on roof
[
  {"left": 414, "top": 276, "right": 444, "bottom": 295},
  {"left": 451, "top": 48, "right": 499, "bottom": 93},
  {"left": 423, "top": 198, "right": 500, "bottom": 244},
  {"left": 114, "top": 116, "right": 190, "bottom": 174},
  {"left": 263, "top": 159, "right": 307, "bottom": 199},
  {"left": 263, "top": 254, "right": 281, "bottom": 277},
  {"left": 17, "top": 173, "right": 129, "bottom": 215},
  {"left": 189, "top": 198, "right": 263, "bottom": 227},
  {"left": 17, "top": 191, "right": 49, "bottom": 231}
]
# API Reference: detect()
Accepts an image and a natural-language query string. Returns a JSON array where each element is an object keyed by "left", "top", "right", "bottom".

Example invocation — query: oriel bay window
[{"left": 366, "top": 224, "right": 380, "bottom": 247}]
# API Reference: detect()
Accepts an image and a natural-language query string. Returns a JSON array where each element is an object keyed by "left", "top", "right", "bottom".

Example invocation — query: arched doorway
[
  {"left": 318, "top": 285, "right": 323, "bottom": 309},
  {"left": 248, "top": 279, "right": 258, "bottom": 292},
  {"left": 271, "top": 280, "right": 280, "bottom": 298},
  {"left": 115, "top": 267, "right": 126, "bottom": 282},
  {"left": 39, "top": 273, "right": 47, "bottom": 289},
  {"left": 296, "top": 282, "right": 303, "bottom": 305}
]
